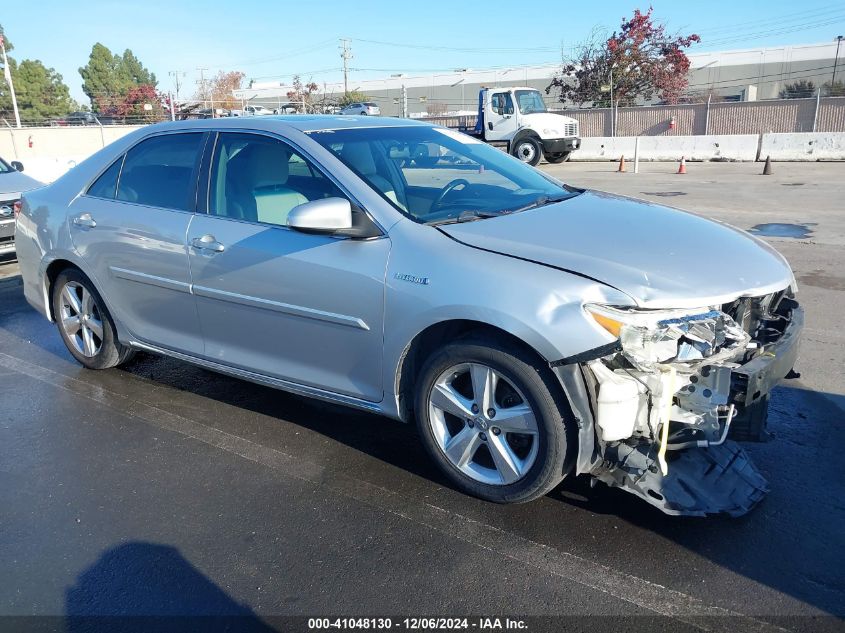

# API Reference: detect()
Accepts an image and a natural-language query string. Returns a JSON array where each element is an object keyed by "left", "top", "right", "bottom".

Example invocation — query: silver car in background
[
  {"left": 15, "top": 116, "right": 802, "bottom": 516},
  {"left": 339, "top": 102, "right": 380, "bottom": 116},
  {"left": 0, "top": 158, "right": 43, "bottom": 256}
]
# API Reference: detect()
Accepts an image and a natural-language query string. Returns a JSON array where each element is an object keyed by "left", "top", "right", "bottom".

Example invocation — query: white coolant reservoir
[{"left": 590, "top": 361, "right": 647, "bottom": 442}]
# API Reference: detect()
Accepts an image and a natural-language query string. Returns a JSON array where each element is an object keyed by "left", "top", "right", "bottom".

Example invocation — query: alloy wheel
[
  {"left": 58, "top": 281, "right": 104, "bottom": 357},
  {"left": 428, "top": 362, "right": 539, "bottom": 485}
]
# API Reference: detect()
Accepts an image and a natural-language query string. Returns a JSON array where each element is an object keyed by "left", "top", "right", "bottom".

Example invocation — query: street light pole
[
  {"left": 833, "top": 35, "right": 844, "bottom": 90},
  {"left": 0, "top": 36, "right": 20, "bottom": 129}
]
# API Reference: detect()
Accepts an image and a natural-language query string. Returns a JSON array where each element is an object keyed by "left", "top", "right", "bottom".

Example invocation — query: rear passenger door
[{"left": 68, "top": 131, "right": 207, "bottom": 355}]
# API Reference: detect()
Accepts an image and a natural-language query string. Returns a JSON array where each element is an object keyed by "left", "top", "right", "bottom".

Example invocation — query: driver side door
[
  {"left": 485, "top": 92, "right": 518, "bottom": 141},
  {"left": 187, "top": 131, "right": 390, "bottom": 402}
]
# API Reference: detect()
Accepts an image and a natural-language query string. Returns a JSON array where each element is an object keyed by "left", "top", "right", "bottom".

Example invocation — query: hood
[
  {"left": 522, "top": 112, "right": 576, "bottom": 130},
  {"left": 0, "top": 169, "right": 43, "bottom": 197},
  {"left": 440, "top": 190, "right": 794, "bottom": 308}
]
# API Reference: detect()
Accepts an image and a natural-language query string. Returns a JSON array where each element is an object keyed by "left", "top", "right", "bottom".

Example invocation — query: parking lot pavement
[{"left": 1, "top": 163, "right": 844, "bottom": 630}]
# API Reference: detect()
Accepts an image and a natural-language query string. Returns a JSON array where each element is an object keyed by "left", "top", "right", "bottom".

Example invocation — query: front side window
[
  {"left": 515, "top": 90, "right": 547, "bottom": 114},
  {"left": 308, "top": 126, "right": 578, "bottom": 224},
  {"left": 491, "top": 92, "right": 514, "bottom": 115},
  {"left": 209, "top": 132, "right": 346, "bottom": 227},
  {"left": 116, "top": 133, "right": 204, "bottom": 211}
]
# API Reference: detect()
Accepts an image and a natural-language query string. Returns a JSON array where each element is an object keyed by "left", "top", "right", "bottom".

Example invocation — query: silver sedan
[{"left": 15, "top": 116, "right": 802, "bottom": 516}]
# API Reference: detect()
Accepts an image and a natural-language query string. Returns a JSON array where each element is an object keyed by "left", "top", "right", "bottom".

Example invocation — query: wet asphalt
[{"left": 1, "top": 162, "right": 845, "bottom": 632}]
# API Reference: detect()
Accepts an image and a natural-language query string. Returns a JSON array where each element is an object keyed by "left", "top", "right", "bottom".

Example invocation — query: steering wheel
[{"left": 430, "top": 179, "right": 470, "bottom": 213}]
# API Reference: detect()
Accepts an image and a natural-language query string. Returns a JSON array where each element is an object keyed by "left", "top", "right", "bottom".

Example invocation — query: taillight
[{"left": 13, "top": 200, "right": 21, "bottom": 218}]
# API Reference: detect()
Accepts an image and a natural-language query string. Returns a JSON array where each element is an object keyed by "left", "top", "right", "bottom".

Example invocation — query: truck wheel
[
  {"left": 511, "top": 137, "right": 542, "bottom": 166},
  {"left": 415, "top": 336, "right": 574, "bottom": 503},
  {"left": 544, "top": 152, "right": 571, "bottom": 164}
]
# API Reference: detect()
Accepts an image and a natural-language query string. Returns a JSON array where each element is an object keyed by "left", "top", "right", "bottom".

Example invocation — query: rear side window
[
  {"left": 86, "top": 156, "right": 123, "bottom": 199},
  {"left": 116, "top": 133, "right": 204, "bottom": 211}
]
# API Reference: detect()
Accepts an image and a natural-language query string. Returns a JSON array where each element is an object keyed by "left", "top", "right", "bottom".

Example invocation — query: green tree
[
  {"left": 338, "top": 90, "right": 370, "bottom": 107},
  {"left": 8, "top": 59, "right": 74, "bottom": 121},
  {"left": 779, "top": 80, "right": 816, "bottom": 99},
  {"left": 79, "top": 43, "right": 157, "bottom": 113},
  {"left": 121, "top": 49, "right": 156, "bottom": 86},
  {"left": 0, "top": 25, "right": 74, "bottom": 123},
  {"left": 823, "top": 80, "right": 845, "bottom": 97}
]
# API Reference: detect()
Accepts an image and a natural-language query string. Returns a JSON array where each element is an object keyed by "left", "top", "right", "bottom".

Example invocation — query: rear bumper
[{"left": 541, "top": 137, "right": 580, "bottom": 154}]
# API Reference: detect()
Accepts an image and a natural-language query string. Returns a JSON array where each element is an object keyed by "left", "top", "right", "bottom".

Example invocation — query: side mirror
[
  {"left": 496, "top": 106, "right": 504, "bottom": 116},
  {"left": 10, "top": 161, "right": 24, "bottom": 172},
  {"left": 287, "top": 197, "right": 352, "bottom": 234}
]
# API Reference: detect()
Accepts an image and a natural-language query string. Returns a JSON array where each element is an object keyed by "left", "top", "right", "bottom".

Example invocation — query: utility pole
[
  {"left": 169, "top": 70, "right": 185, "bottom": 102},
  {"left": 833, "top": 35, "right": 844, "bottom": 90},
  {"left": 0, "top": 36, "right": 20, "bottom": 128},
  {"left": 401, "top": 84, "right": 408, "bottom": 118},
  {"left": 339, "top": 38, "right": 352, "bottom": 95},
  {"left": 196, "top": 67, "right": 210, "bottom": 116}
]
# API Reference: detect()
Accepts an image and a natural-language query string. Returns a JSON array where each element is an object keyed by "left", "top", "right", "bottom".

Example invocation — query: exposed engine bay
[{"left": 568, "top": 290, "right": 803, "bottom": 516}]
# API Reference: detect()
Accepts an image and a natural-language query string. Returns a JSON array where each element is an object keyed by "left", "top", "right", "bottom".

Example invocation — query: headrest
[{"left": 340, "top": 142, "right": 377, "bottom": 176}]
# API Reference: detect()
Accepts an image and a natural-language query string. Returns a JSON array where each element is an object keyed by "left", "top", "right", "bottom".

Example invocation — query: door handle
[
  {"left": 72, "top": 213, "right": 97, "bottom": 228},
  {"left": 191, "top": 234, "right": 225, "bottom": 253}
]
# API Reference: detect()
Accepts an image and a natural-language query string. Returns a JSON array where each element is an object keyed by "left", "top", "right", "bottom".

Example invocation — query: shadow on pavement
[
  {"left": 65, "top": 541, "right": 275, "bottom": 632},
  {"left": 118, "top": 353, "right": 845, "bottom": 617}
]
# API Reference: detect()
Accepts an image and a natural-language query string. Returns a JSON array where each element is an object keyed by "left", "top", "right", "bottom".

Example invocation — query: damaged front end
[{"left": 556, "top": 290, "right": 803, "bottom": 517}]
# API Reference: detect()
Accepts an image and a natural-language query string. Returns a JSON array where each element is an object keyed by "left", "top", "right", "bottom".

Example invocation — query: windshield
[
  {"left": 515, "top": 90, "right": 547, "bottom": 114},
  {"left": 307, "top": 126, "right": 577, "bottom": 224}
]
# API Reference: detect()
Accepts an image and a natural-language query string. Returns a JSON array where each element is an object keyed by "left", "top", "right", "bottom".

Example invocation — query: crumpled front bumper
[{"left": 554, "top": 298, "right": 803, "bottom": 517}]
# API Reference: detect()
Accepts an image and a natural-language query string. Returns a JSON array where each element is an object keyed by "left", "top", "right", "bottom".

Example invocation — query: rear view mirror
[
  {"left": 388, "top": 145, "right": 411, "bottom": 159},
  {"left": 10, "top": 160, "right": 23, "bottom": 172},
  {"left": 287, "top": 198, "right": 352, "bottom": 234}
]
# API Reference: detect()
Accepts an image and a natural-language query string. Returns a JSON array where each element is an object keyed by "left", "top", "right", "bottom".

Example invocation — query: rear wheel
[
  {"left": 544, "top": 152, "right": 571, "bottom": 164},
  {"left": 510, "top": 137, "right": 542, "bottom": 166},
  {"left": 415, "top": 337, "right": 573, "bottom": 503},
  {"left": 52, "top": 268, "right": 134, "bottom": 369}
]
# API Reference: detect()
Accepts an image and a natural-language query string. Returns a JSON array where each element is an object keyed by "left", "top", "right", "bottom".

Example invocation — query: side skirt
[{"left": 128, "top": 340, "right": 386, "bottom": 416}]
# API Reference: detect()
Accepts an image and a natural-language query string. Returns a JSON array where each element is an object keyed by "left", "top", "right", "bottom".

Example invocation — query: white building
[{"left": 233, "top": 41, "right": 845, "bottom": 116}]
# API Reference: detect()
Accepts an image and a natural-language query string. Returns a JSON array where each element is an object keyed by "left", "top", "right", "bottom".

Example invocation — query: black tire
[
  {"left": 360, "top": 111, "right": 368, "bottom": 115},
  {"left": 51, "top": 268, "right": 134, "bottom": 370},
  {"left": 510, "top": 136, "right": 542, "bottom": 166},
  {"left": 415, "top": 336, "right": 574, "bottom": 503},
  {"left": 544, "top": 152, "right": 571, "bottom": 164}
]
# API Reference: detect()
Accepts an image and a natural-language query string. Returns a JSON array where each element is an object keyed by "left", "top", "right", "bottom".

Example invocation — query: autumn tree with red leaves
[
  {"left": 287, "top": 75, "right": 319, "bottom": 113},
  {"left": 547, "top": 8, "right": 700, "bottom": 106}
]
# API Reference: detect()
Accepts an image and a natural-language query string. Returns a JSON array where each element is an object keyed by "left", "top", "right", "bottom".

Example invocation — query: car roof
[{"left": 142, "top": 115, "right": 433, "bottom": 133}]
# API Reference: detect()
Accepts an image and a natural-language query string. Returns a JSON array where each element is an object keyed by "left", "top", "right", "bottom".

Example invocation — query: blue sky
[{"left": 4, "top": 0, "right": 845, "bottom": 103}]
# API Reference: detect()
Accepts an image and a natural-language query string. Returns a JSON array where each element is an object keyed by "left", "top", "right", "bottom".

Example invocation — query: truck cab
[{"left": 473, "top": 87, "right": 580, "bottom": 166}]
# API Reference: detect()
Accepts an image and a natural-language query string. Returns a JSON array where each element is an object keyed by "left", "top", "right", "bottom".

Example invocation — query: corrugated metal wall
[{"left": 422, "top": 97, "right": 845, "bottom": 136}]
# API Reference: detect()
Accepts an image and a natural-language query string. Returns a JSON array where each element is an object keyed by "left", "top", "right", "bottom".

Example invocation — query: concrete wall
[
  {"left": 0, "top": 125, "right": 141, "bottom": 183},
  {"left": 573, "top": 135, "right": 760, "bottom": 162},
  {"left": 760, "top": 132, "right": 845, "bottom": 161},
  {"left": 2, "top": 126, "right": 842, "bottom": 186}
]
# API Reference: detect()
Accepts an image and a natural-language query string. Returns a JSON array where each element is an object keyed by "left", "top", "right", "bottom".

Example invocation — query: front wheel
[
  {"left": 510, "top": 137, "right": 542, "bottom": 166},
  {"left": 52, "top": 268, "right": 134, "bottom": 370},
  {"left": 415, "top": 337, "right": 573, "bottom": 503},
  {"left": 544, "top": 152, "right": 571, "bottom": 164}
]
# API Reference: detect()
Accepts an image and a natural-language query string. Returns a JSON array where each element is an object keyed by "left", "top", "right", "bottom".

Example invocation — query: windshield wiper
[
  {"left": 504, "top": 193, "right": 576, "bottom": 214},
  {"left": 428, "top": 209, "right": 505, "bottom": 226}
]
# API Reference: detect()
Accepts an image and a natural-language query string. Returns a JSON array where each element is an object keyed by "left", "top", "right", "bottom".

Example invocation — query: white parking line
[{"left": 0, "top": 351, "right": 790, "bottom": 632}]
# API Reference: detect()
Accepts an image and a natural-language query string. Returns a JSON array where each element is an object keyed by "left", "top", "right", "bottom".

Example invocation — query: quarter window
[
  {"left": 86, "top": 156, "right": 123, "bottom": 199},
  {"left": 116, "top": 133, "right": 204, "bottom": 211},
  {"left": 208, "top": 133, "right": 346, "bottom": 227}
]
